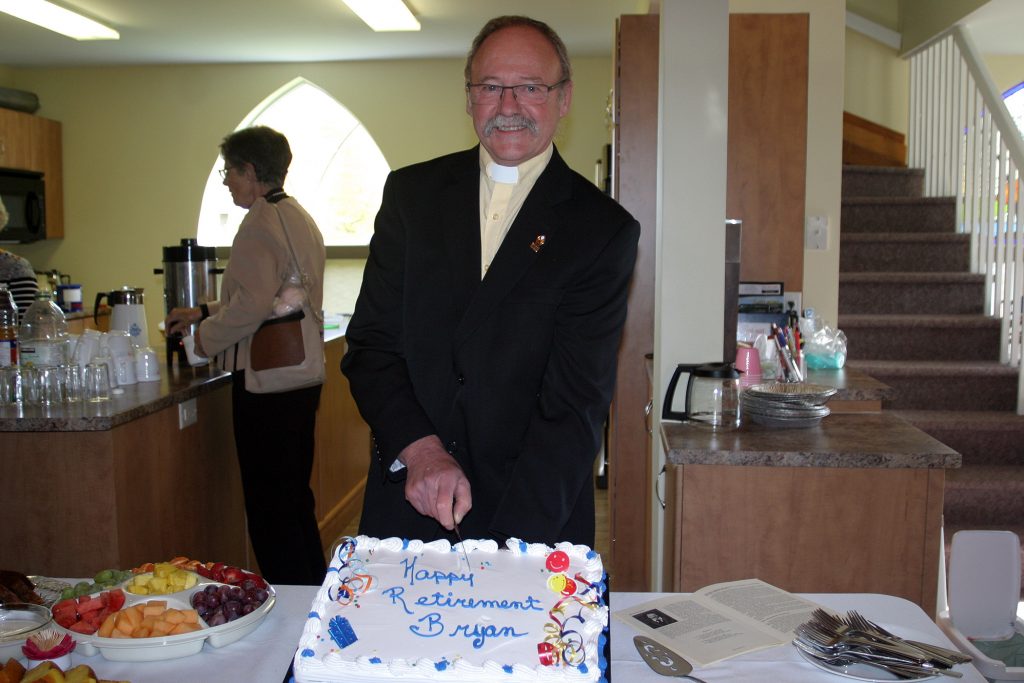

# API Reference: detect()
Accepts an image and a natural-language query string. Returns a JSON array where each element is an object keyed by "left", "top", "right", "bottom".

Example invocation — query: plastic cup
[
  {"left": 39, "top": 365, "right": 64, "bottom": 405},
  {"left": 61, "top": 364, "right": 82, "bottom": 402},
  {"left": 134, "top": 347, "right": 160, "bottom": 382}
]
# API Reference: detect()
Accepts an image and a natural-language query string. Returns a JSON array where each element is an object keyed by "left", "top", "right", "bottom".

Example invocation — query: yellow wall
[
  {"left": 845, "top": 27, "right": 909, "bottom": 134},
  {"left": 848, "top": 0, "right": 900, "bottom": 31},
  {"left": 4, "top": 56, "right": 612, "bottom": 337},
  {"left": 985, "top": 55, "right": 1024, "bottom": 93}
]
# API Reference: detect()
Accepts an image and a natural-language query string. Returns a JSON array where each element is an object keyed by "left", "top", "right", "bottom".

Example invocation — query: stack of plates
[{"left": 741, "top": 382, "right": 837, "bottom": 428}]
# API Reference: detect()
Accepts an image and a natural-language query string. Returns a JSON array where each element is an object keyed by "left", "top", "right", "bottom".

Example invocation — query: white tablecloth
[
  {"left": 612, "top": 592, "right": 987, "bottom": 682},
  {"left": 44, "top": 589, "right": 986, "bottom": 682}
]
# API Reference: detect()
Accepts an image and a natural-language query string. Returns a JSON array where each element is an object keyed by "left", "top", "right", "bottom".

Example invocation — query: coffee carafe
[
  {"left": 662, "top": 362, "right": 741, "bottom": 428},
  {"left": 154, "top": 238, "right": 221, "bottom": 366},
  {"left": 95, "top": 286, "right": 149, "bottom": 348}
]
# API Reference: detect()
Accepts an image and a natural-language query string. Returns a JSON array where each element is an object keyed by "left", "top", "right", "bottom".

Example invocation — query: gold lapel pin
[{"left": 530, "top": 235, "right": 546, "bottom": 253}]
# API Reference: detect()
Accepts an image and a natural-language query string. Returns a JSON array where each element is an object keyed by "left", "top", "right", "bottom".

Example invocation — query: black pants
[{"left": 231, "top": 372, "right": 326, "bottom": 585}]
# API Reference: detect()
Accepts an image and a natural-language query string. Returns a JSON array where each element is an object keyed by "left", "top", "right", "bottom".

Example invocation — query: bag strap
[{"left": 272, "top": 202, "right": 323, "bottom": 326}]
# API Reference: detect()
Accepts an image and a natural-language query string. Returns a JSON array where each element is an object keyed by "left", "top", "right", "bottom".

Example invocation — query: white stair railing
[{"left": 906, "top": 25, "right": 1024, "bottom": 414}]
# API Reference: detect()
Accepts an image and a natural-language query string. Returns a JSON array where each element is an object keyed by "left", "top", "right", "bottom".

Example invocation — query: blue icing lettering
[
  {"left": 410, "top": 612, "right": 445, "bottom": 638},
  {"left": 382, "top": 586, "right": 414, "bottom": 615},
  {"left": 502, "top": 665, "right": 514, "bottom": 674},
  {"left": 449, "top": 623, "right": 527, "bottom": 648},
  {"left": 300, "top": 648, "right": 315, "bottom": 657},
  {"left": 401, "top": 556, "right": 475, "bottom": 588},
  {"left": 414, "top": 591, "right": 543, "bottom": 612}
]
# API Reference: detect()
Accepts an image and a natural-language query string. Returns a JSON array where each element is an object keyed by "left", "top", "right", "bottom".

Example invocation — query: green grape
[
  {"left": 94, "top": 569, "right": 113, "bottom": 584},
  {"left": 60, "top": 587, "right": 75, "bottom": 600}
]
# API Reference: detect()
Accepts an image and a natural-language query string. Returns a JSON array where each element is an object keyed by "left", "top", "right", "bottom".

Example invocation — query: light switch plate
[
  {"left": 178, "top": 398, "right": 198, "bottom": 429},
  {"left": 805, "top": 215, "right": 829, "bottom": 250}
]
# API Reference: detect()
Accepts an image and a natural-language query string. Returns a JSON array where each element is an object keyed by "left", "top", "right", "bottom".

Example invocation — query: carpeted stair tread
[
  {"left": 847, "top": 360, "right": 1017, "bottom": 410},
  {"left": 842, "top": 196, "right": 957, "bottom": 233},
  {"left": 848, "top": 359, "right": 1017, "bottom": 377},
  {"left": 840, "top": 313, "right": 1000, "bottom": 329},
  {"left": 895, "top": 410, "right": 1024, "bottom": 467},
  {"left": 841, "top": 315, "right": 1001, "bottom": 361},
  {"left": 842, "top": 166, "right": 925, "bottom": 198},
  {"left": 944, "top": 466, "right": 1024, "bottom": 525},
  {"left": 840, "top": 272, "right": 986, "bottom": 284},
  {"left": 840, "top": 232, "right": 971, "bottom": 273}
]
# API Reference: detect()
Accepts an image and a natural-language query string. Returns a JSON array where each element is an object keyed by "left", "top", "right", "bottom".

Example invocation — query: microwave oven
[{"left": 0, "top": 168, "right": 45, "bottom": 243}]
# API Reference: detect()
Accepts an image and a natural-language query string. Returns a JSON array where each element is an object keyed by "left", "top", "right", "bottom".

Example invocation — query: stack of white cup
[{"left": 106, "top": 330, "right": 136, "bottom": 385}]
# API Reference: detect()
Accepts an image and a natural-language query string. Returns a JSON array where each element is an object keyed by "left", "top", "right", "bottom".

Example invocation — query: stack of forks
[{"left": 793, "top": 608, "right": 972, "bottom": 679}]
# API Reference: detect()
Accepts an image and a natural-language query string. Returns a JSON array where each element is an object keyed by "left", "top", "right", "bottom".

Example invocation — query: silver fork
[
  {"left": 794, "top": 638, "right": 964, "bottom": 679},
  {"left": 846, "top": 610, "right": 972, "bottom": 666}
]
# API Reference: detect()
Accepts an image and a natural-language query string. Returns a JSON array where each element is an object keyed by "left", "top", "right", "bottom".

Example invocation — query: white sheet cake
[{"left": 293, "top": 535, "right": 608, "bottom": 682}]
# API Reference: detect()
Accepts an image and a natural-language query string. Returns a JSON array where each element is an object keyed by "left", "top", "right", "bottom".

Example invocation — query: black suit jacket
[{"left": 342, "top": 146, "right": 640, "bottom": 546}]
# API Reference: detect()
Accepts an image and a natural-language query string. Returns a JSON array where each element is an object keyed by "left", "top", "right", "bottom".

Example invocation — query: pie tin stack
[{"left": 741, "top": 382, "right": 838, "bottom": 428}]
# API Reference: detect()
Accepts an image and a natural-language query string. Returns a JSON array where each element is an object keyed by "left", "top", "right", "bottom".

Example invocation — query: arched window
[{"left": 196, "top": 77, "right": 389, "bottom": 248}]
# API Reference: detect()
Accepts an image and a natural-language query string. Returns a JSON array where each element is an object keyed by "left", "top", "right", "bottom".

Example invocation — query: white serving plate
[
  {"left": 53, "top": 585, "right": 275, "bottom": 662},
  {"left": 0, "top": 603, "right": 51, "bottom": 660}
]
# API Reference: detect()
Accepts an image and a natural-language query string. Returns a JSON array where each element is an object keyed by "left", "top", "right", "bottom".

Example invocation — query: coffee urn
[{"left": 154, "top": 238, "right": 222, "bottom": 367}]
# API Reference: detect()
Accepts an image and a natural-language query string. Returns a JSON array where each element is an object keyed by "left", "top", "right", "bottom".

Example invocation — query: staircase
[{"left": 839, "top": 164, "right": 1024, "bottom": 571}]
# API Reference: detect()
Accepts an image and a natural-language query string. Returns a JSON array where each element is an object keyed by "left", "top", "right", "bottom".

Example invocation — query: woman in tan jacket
[{"left": 166, "top": 126, "right": 326, "bottom": 584}]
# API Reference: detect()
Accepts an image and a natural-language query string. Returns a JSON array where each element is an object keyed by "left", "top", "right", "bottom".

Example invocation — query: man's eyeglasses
[
  {"left": 218, "top": 165, "right": 233, "bottom": 180},
  {"left": 466, "top": 80, "right": 568, "bottom": 105}
]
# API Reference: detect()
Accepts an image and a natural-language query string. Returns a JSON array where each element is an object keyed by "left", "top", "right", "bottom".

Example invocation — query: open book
[{"left": 613, "top": 579, "right": 824, "bottom": 667}]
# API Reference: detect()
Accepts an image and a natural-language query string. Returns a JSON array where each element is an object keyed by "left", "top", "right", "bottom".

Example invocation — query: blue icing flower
[
  {"left": 435, "top": 658, "right": 449, "bottom": 671},
  {"left": 402, "top": 538, "right": 410, "bottom": 550},
  {"left": 327, "top": 567, "right": 339, "bottom": 574},
  {"left": 503, "top": 665, "right": 513, "bottom": 674},
  {"left": 580, "top": 663, "right": 589, "bottom": 674},
  {"left": 518, "top": 540, "right": 528, "bottom": 552},
  {"left": 308, "top": 611, "right": 319, "bottom": 619},
  {"left": 587, "top": 549, "right": 597, "bottom": 560},
  {"left": 328, "top": 615, "right": 358, "bottom": 649},
  {"left": 369, "top": 657, "right": 382, "bottom": 664},
  {"left": 300, "top": 649, "right": 315, "bottom": 657}
]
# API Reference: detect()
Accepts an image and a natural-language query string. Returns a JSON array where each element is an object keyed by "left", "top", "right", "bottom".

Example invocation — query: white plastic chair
[{"left": 936, "top": 530, "right": 1024, "bottom": 681}]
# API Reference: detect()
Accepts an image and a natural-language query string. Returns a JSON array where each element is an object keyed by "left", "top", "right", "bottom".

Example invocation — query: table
[
  {"left": 57, "top": 585, "right": 316, "bottom": 683},
  {"left": 612, "top": 592, "right": 987, "bottom": 681}
]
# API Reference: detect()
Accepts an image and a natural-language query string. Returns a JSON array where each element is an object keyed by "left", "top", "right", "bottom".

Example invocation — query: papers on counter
[{"left": 613, "top": 578, "right": 825, "bottom": 667}]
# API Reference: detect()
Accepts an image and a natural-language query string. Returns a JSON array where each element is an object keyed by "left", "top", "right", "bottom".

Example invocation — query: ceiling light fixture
[
  {"left": 342, "top": 0, "right": 420, "bottom": 32},
  {"left": 0, "top": 0, "right": 119, "bottom": 41}
]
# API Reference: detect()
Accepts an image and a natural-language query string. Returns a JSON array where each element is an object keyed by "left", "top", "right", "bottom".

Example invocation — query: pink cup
[{"left": 735, "top": 346, "right": 762, "bottom": 382}]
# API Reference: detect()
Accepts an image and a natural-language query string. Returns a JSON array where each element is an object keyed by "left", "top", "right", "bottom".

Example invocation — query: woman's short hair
[
  {"left": 219, "top": 126, "right": 292, "bottom": 187},
  {"left": 464, "top": 16, "right": 572, "bottom": 85}
]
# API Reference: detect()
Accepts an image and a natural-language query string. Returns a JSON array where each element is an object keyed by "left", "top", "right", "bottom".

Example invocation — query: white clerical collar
[{"left": 486, "top": 161, "right": 519, "bottom": 184}]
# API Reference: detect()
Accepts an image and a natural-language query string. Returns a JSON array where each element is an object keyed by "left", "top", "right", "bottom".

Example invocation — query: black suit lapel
[
  {"left": 453, "top": 152, "right": 572, "bottom": 348},
  {"left": 440, "top": 153, "right": 482, "bottom": 323}
]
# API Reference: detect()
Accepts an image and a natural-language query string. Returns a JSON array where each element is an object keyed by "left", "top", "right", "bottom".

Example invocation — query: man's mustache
[{"left": 483, "top": 114, "right": 538, "bottom": 137}]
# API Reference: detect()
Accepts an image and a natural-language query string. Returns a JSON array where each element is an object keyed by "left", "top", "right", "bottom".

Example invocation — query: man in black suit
[{"left": 342, "top": 15, "right": 640, "bottom": 547}]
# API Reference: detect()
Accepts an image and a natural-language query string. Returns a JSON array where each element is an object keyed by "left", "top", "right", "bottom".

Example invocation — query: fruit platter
[{"left": 45, "top": 559, "right": 275, "bottom": 662}]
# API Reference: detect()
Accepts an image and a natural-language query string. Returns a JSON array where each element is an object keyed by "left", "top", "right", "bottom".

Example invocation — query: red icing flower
[{"left": 545, "top": 550, "right": 570, "bottom": 573}]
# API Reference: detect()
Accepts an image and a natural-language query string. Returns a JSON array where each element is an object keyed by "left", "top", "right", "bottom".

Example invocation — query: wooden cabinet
[
  {"left": 0, "top": 108, "right": 64, "bottom": 238},
  {"left": 311, "top": 336, "right": 371, "bottom": 551}
]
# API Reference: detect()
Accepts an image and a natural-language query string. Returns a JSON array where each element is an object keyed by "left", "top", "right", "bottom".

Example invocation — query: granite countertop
[
  {"left": 0, "top": 364, "right": 231, "bottom": 432},
  {"left": 662, "top": 412, "right": 961, "bottom": 469},
  {"left": 803, "top": 367, "right": 896, "bottom": 403},
  {"left": 0, "top": 326, "right": 349, "bottom": 433}
]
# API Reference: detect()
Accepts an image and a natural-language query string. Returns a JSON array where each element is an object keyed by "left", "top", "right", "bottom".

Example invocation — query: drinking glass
[
  {"left": 61, "top": 364, "right": 83, "bottom": 403},
  {"left": 0, "top": 366, "right": 22, "bottom": 405},
  {"left": 83, "top": 362, "right": 111, "bottom": 402},
  {"left": 21, "top": 366, "right": 42, "bottom": 404},
  {"left": 39, "top": 365, "right": 64, "bottom": 406}
]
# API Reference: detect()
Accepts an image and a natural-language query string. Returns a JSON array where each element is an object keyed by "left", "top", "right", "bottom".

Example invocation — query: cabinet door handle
[{"left": 644, "top": 399, "right": 653, "bottom": 435}]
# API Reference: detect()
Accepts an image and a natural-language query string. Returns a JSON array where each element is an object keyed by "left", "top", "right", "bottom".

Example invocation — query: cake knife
[{"left": 452, "top": 508, "right": 471, "bottom": 567}]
